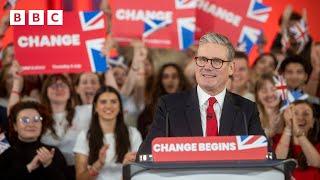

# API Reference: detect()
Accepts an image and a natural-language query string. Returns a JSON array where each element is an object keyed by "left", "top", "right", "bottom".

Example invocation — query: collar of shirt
[{"left": 197, "top": 85, "right": 226, "bottom": 109}]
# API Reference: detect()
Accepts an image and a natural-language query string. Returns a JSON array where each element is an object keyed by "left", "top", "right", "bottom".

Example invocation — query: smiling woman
[
  {"left": 73, "top": 86, "right": 142, "bottom": 180},
  {"left": 276, "top": 100, "right": 320, "bottom": 180},
  {"left": 0, "top": 101, "right": 68, "bottom": 180},
  {"left": 254, "top": 73, "right": 283, "bottom": 141}
]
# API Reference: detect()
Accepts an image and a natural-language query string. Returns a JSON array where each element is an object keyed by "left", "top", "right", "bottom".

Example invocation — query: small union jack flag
[
  {"left": 288, "top": 19, "right": 309, "bottom": 53},
  {"left": 273, "top": 75, "right": 288, "bottom": 100},
  {"left": 280, "top": 90, "right": 309, "bottom": 111},
  {"left": 236, "top": 135, "right": 267, "bottom": 150},
  {"left": 0, "top": 133, "right": 10, "bottom": 154}
]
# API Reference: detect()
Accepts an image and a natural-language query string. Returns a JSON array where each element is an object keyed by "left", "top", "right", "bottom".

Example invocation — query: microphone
[
  {"left": 236, "top": 106, "right": 248, "bottom": 135},
  {"left": 165, "top": 111, "right": 170, "bottom": 137}
]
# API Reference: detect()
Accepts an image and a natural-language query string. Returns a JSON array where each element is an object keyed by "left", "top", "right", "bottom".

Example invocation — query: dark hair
[
  {"left": 0, "top": 63, "right": 11, "bottom": 98},
  {"left": 278, "top": 55, "right": 311, "bottom": 76},
  {"left": 150, "top": 63, "right": 190, "bottom": 104},
  {"left": 278, "top": 11, "right": 302, "bottom": 26},
  {"left": 234, "top": 51, "right": 248, "bottom": 61},
  {"left": 287, "top": 100, "right": 319, "bottom": 169},
  {"left": 8, "top": 101, "right": 54, "bottom": 143},
  {"left": 74, "top": 72, "right": 102, "bottom": 105},
  {"left": 41, "top": 74, "right": 76, "bottom": 131},
  {"left": 87, "top": 86, "right": 130, "bottom": 164},
  {"left": 252, "top": 52, "right": 278, "bottom": 69}
]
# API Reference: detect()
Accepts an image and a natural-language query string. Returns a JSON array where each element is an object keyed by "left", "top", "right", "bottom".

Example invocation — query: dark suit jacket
[{"left": 137, "top": 88, "right": 266, "bottom": 155}]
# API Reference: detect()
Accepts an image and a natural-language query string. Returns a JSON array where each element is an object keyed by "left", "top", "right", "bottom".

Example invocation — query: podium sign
[{"left": 152, "top": 136, "right": 268, "bottom": 162}]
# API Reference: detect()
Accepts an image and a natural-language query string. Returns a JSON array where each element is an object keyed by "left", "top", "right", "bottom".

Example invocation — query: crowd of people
[{"left": 0, "top": 4, "right": 320, "bottom": 180}]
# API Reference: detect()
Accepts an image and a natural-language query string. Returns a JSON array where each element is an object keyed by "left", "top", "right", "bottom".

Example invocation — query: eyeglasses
[
  {"left": 18, "top": 116, "right": 43, "bottom": 125},
  {"left": 49, "top": 82, "right": 68, "bottom": 89},
  {"left": 194, "top": 56, "right": 231, "bottom": 69}
]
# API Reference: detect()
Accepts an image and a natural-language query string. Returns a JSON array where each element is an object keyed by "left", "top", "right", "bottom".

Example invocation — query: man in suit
[{"left": 137, "top": 32, "right": 265, "bottom": 156}]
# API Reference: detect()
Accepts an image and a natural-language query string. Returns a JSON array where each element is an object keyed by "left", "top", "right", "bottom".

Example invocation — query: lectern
[{"left": 123, "top": 159, "right": 296, "bottom": 180}]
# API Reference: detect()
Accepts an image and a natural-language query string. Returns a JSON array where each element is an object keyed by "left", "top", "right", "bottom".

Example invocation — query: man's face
[
  {"left": 195, "top": 43, "right": 234, "bottom": 95},
  {"left": 231, "top": 58, "right": 249, "bottom": 91},
  {"left": 254, "top": 55, "right": 276, "bottom": 75},
  {"left": 283, "top": 63, "right": 308, "bottom": 89}
]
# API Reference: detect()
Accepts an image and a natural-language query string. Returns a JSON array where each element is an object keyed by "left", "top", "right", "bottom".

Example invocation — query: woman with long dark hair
[
  {"left": 137, "top": 63, "right": 191, "bottom": 139},
  {"left": 0, "top": 101, "right": 67, "bottom": 180},
  {"left": 74, "top": 86, "right": 142, "bottom": 180},
  {"left": 276, "top": 100, "right": 320, "bottom": 179}
]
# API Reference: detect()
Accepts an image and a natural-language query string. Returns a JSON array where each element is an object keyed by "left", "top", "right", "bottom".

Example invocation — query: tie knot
[{"left": 208, "top": 97, "right": 217, "bottom": 106}]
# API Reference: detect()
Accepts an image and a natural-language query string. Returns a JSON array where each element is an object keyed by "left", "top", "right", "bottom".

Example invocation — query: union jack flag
[
  {"left": 280, "top": 90, "right": 309, "bottom": 111},
  {"left": 79, "top": 11, "right": 105, "bottom": 31},
  {"left": 143, "top": 18, "right": 172, "bottom": 38},
  {"left": 142, "top": 0, "right": 196, "bottom": 50},
  {"left": 0, "top": 133, "right": 10, "bottom": 154},
  {"left": 177, "top": 17, "right": 195, "bottom": 50},
  {"left": 288, "top": 19, "right": 309, "bottom": 53},
  {"left": 246, "top": 0, "right": 272, "bottom": 23},
  {"left": 105, "top": 48, "right": 126, "bottom": 68},
  {"left": 273, "top": 75, "right": 288, "bottom": 100},
  {"left": 85, "top": 38, "right": 108, "bottom": 72},
  {"left": 79, "top": 11, "right": 108, "bottom": 72},
  {"left": 237, "top": 26, "right": 261, "bottom": 54},
  {"left": 236, "top": 135, "right": 267, "bottom": 150}
]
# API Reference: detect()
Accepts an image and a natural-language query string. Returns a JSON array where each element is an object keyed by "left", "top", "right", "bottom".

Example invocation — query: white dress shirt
[{"left": 197, "top": 85, "right": 226, "bottom": 136}]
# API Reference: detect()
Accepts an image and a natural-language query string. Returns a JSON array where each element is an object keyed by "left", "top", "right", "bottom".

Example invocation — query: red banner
[
  {"left": 196, "top": 0, "right": 272, "bottom": 54},
  {"left": 110, "top": 0, "right": 196, "bottom": 50},
  {"left": 152, "top": 136, "right": 268, "bottom": 162},
  {"left": 13, "top": 11, "right": 107, "bottom": 75}
]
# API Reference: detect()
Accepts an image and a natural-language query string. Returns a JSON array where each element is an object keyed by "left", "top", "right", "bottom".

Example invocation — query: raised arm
[
  {"left": 304, "top": 42, "right": 320, "bottom": 96},
  {"left": 7, "top": 60, "right": 24, "bottom": 115},
  {"left": 275, "top": 107, "right": 293, "bottom": 159},
  {"left": 120, "top": 40, "right": 147, "bottom": 97}
]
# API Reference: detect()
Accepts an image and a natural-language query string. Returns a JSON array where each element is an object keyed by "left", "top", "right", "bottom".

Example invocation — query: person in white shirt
[{"left": 74, "top": 86, "right": 142, "bottom": 180}]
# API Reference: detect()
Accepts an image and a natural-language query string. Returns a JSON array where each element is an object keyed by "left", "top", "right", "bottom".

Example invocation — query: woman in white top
[
  {"left": 39, "top": 75, "right": 93, "bottom": 164},
  {"left": 74, "top": 86, "right": 142, "bottom": 180}
]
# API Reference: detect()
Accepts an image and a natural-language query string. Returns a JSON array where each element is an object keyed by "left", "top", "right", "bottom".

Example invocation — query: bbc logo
[{"left": 10, "top": 10, "right": 63, "bottom": 25}]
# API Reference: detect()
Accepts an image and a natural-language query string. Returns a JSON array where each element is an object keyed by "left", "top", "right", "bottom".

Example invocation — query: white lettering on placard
[
  {"left": 197, "top": 0, "right": 242, "bottom": 27},
  {"left": 153, "top": 143, "right": 198, "bottom": 152},
  {"left": 153, "top": 142, "right": 237, "bottom": 152},
  {"left": 115, "top": 9, "right": 173, "bottom": 21},
  {"left": 17, "top": 34, "right": 80, "bottom": 48},
  {"left": 198, "top": 142, "right": 237, "bottom": 151}
]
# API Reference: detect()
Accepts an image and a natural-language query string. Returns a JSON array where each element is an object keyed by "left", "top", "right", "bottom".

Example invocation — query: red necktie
[{"left": 206, "top": 97, "right": 218, "bottom": 136}]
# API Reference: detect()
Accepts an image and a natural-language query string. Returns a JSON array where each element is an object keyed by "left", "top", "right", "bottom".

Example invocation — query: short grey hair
[{"left": 199, "top": 32, "right": 235, "bottom": 61}]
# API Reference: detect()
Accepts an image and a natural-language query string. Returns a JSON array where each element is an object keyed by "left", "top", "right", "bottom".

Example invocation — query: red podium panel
[{"left": 152, "top": 136, "right": 268, "bottom": 162}]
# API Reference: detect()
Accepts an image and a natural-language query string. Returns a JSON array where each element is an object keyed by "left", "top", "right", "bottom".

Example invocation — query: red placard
[
  {"left": 110, "top": 0, "right": 196, "bottom": 50},
  {"left": 152, "top": 136, "right": 268, "bottom": 162},
  {"left": 13, "top": 11, "right": 107, "bottom": 75}
]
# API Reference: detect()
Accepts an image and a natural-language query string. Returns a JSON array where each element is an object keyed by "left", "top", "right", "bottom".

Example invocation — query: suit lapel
[
  {"left": 185, "top": 88, "right": 203, "bottom": 136},
  {"left": 219, "top": 91, "right": 237, "bottom": 135}
]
